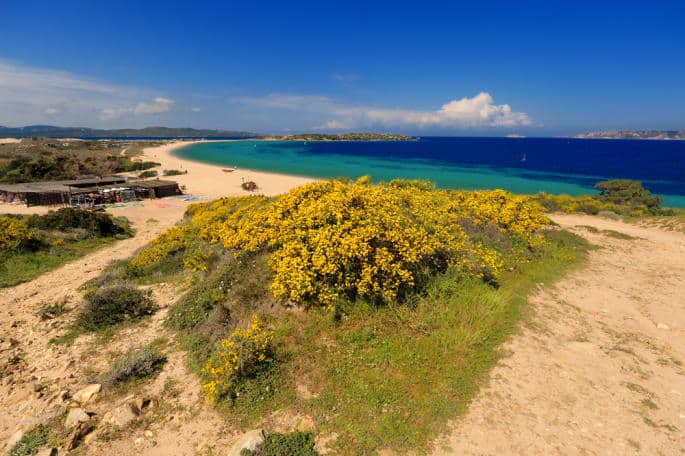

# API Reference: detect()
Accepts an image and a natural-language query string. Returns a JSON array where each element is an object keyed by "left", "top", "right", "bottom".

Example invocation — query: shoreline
[{"left": 142, "top": 140, "right": 316, "bottom": 198}]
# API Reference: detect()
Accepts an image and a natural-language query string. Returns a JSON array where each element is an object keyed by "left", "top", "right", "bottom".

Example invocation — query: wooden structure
[{"left": 0, "top": 176, "right": 180, "bottom": 207}]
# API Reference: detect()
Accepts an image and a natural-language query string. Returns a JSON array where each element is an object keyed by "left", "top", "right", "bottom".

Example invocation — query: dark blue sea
[{"left": 175, "top": 137, "right": 685, "bottom": 207}]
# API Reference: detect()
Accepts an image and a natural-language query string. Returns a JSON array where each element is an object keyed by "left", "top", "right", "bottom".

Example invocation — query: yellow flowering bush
[
  {"left": 133, "top": 180, "right": 551, "bottom": 306},
  {"left": 130, "top": 224, "right": 194, "bottom": 268},
  {"left": 0, "top": 216, "right": 37, "bottom": 252},
  {"left": 201, "top": 315, "right": 273, "bottom": 404}
]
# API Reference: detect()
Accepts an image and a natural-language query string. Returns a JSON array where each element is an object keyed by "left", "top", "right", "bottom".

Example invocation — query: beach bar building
[{"left": 0, "top": 176, "right": 180, "bottom": 207}]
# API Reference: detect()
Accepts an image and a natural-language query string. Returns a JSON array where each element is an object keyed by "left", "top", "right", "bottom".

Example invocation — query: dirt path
[
  {"left": 0, "top": 202, "right": 190, "bottom": 442},
  {"left": 433, "top": 214, "right": 685, "bottom": 455}
]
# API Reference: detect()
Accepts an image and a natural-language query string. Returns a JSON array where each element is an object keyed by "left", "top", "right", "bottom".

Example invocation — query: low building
[{"left": 0, "top": 176, "right": 181, "bottom": 207}]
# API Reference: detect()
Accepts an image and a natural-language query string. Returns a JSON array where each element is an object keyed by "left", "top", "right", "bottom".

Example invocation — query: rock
[
  {"left": 66, "top": 422, "right": 93, "bottom": 451},
  {"left": 144, "top": 430, "right": 154, "bottom": 438},
  {"left": 72, "top": 384, "right": 101, "bottom": 405},
  {"left": 36, "top": 448, "right": 58, "bottom": 456},
  {"left": 135, "top": 437, "right": 145, "bottom": 445},
  {"left": 65, "top": 408, "right": 90, "bottom": 429},
  {"left": 657, "top": 323, "right": 670, "bottom": 330},
  {"left": 20, "top": 404, "right": 67, "bottom": 430},
  {"left": 227, "top": 429, "right": 264, "bottom": 456},
  {"left": 6, "top": 429, "right": 24, "bottom": 448},
  {"left": 106, "top": 403, "right": 140, "bottom": 427}
]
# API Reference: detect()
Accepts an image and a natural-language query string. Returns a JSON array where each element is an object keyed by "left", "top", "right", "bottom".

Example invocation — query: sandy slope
[{"left": 433, "top": 214, "right": 685, "bottom": 455}]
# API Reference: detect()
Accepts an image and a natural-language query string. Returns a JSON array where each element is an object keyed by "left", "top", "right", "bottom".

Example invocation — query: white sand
[
  {"left": 142, "top": 140, "right": 316, "bottom": 198},
  {"left": 0, "top": 138, "right": 20, "bottom": 144}
]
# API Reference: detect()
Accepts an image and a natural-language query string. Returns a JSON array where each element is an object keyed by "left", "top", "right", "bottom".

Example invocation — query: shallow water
[{"left": 175, "top": 137, "right": 685, "bottom": 207}]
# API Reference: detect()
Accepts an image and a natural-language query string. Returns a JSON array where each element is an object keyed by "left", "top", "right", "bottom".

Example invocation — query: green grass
[
  {"left": 0, "top": 237, "right": 120, "bottom": 288},
  {"left": 205, "top": 229, "right": 589, "bottom": 454},
  {"left": 106, "top": 223, "right": 587, "bottom": 454},
  {"left": 9, "top": 425, "right": 49, "bottom": 456}
]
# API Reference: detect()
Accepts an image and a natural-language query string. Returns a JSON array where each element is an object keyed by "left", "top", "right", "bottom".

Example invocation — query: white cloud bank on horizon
[
  {"left": 0, "top": 61, "right": 174, "bottom": 126},
  {"left": 232, "top": 92, "right": 532, "bottom": 130}
]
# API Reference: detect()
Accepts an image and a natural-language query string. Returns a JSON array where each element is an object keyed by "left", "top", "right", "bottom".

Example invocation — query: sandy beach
[
  {"left": 0, "top": 140, "right": 315, "bottom": 222},
  {"left": 142, "top": 140, "right": 315, "bottom": 199}
]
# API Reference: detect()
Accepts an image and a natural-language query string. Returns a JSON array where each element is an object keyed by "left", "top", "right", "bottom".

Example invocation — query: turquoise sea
[{"left": 174, "top": 137, "right": 685, "bottom": 208}]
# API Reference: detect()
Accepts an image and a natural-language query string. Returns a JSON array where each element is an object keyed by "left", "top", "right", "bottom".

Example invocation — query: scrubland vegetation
[
  {"left": 0, "top": 138, "right": 162, "bottom": 183},
  {"left": 83, "top": 177, "right": 592, "bottom": 453},
  {"left": 536, "top": 179, "right": 673, "bottom": 217},
  {"left": 0, "top": 208, "right": 132, "bottom": 287}
]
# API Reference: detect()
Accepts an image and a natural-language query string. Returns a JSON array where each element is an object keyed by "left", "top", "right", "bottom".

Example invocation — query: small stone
[
  {"left": 66, "top": 422, "right": 93, "bottom": 451},
  {"left": 134, "top": 437, "right": 145, "bottom": 445},
  {"left": 656, "top": 323, "right": 670, "bottom": 330},
  {"left": 227, "top": 429, "right": 264, "bottom": 456},
  {"left": 35, "top": 448, "right": 58, "bottom": 456},
  {"left": 107, "top": 403, "right": 139, "bottom": 427},
  {"left": 133, "top": 397, "right": 145, "bottom": 411},
  {"left": 72, "top": 384, "right": 101, "bottom": 405},
  {"left": 65, "top": 407, "right": 90, "bottom": 429},
  {"left": 144, "top": 430, "right": 154, "bottom": 438}
]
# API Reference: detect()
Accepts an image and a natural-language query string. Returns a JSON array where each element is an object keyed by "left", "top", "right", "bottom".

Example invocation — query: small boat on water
[
  {"left": 521, "top": 152, "right": 527, "bottom": 162},
  {"left": 222, "top": 167, "right": 237, "bottom": 173}
]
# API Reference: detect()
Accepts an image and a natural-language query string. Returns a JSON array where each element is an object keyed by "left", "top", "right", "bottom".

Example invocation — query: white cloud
[
  {"left": 231, "top": 92, "right": 531, "bottom": 130},
  {"left": 0, "top": 60, "right": 174, "bottom": 126},
  {"left": 43, "top": 107, "right": 63, "bottom": 116},
  {"left": 134, "top": 97, "right": 174, "bottom": 115}
]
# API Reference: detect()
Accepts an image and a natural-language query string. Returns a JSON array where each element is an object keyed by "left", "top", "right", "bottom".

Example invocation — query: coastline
[{"left": 142, "top": 140, "right": 316, "bottom": 198}]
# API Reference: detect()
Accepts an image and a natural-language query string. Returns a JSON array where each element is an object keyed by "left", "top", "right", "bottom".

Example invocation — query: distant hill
[
  {"left": 0, "top": 125, "right": 256, "bottom": 138},
  {"left": 577, "top": 130, "right": 685, "bottom": 140},
  {"left": 263, "top": 133, "right": 414, "bottom": 141}
]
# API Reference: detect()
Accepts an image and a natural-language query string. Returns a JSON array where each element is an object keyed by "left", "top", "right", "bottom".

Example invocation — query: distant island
[
  {"left": 577, "top": 130, "right": 685, "bottom": 140},
  {"left": 263, "top": 132, "right": 415, "bottom": 141},
  {"left": 0, "top": 125, "right": 255, "bottom": 138}
]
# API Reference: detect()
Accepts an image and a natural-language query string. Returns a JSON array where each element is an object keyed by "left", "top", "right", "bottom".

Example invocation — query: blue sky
[{"left": 1, "top": 0, "right": 684, "bottom": 135}]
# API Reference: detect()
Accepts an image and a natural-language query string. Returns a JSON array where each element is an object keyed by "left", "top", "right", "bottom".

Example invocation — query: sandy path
[
  {"left": 433, "top": 214, "right": 685, "bottom": 455},
  {"left": 0, "top": 202, "right": 191, "bottom": 439}
]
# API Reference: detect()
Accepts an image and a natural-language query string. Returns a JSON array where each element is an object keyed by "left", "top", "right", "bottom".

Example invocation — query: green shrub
[
  {"left": 595, "top": 179, "right": 663, "bottom": 210},
  {"left": 163, "top": 169, "right": 186, "bottom": 176},
  {"left": 242, "top": 431, "right": 319, "bottom": 456},
  {"left": 536, "top": 179, "right": 673, "bottom": 217},
  {"left": 36, "top": 297, "right": 70, "bottom": 320},
  {"left": 138, "top": 170, "right": 158, "bottom": 178},
  {"left": 28, "top": 208, "right": 130, "bottom": 237},
  {"left": 9, "top": 425, "right": 49, "bottom": 456},
  {"left": 76, "top": 284, "right": 156, "bottom": 331},
  {"left": 166, "top": 253, "right": 266, "bottom": 331},
  {"left": 102, "top": 345, "right": 167, "bottom": 387},
  {"left": 118, "top": 160, "right": 160, "bottom": 172}
]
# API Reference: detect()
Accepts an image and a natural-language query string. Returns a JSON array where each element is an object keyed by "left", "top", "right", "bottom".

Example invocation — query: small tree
[{"left": 594, "top": 179, "right": 664, "bottom": 210}]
